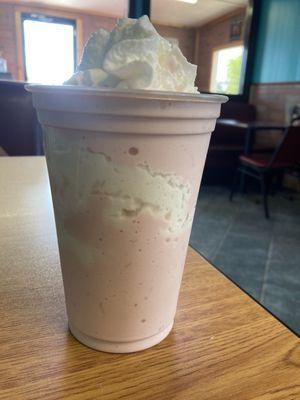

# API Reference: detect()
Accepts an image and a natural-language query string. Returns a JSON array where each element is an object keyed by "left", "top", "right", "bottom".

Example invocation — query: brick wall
[
  {"left": 195, "top": 9, "right": 246, "bottom": 91},
  {"left": 80, "top": 13, "right": 116, "bottom": 44},
  {"left": 0, "top": 3, "right": 18, "bottom": 79},
  {"left": 155, "top": 24, "right": 195, "bottom": 63},
  {"left": 0, "top": 2, "right": 195, "bottom": 80},
  {"left": 250, "top": 82, "right": 300, "bottom": 145}
]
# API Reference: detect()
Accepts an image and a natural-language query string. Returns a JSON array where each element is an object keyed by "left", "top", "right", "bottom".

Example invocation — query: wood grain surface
[{"left": 0, "top": 157, "right": 299, "bottom": 400}]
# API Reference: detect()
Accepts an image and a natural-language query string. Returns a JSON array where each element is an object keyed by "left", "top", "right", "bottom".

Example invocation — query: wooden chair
[{"left": 230, "top": 118, "right": 300, "bottom": 218}]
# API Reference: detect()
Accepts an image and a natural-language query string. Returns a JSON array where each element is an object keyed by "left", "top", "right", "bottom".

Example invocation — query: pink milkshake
[{"left": 27, "top": 16, "right": 227, "bottom": 352}]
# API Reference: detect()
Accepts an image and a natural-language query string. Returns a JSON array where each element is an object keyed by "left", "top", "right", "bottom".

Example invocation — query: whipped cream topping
[
  {"left": 65, "top": 15, "right": 198, "bottom": 93},
  {"left": 48, "top": 135, "right": 193, "bottom": 235}
]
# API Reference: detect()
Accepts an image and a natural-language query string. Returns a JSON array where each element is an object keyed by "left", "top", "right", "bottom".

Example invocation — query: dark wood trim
[
  {"left": 129, "top": 0, "right": 150, "bottom": 18},
  {"left": 242, "top": 0, "right": 261, "bottom": 102}
]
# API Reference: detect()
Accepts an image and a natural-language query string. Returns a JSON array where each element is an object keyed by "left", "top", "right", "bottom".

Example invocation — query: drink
[{"left": 27, "top": 85, "right": 227, "bottom": 352}]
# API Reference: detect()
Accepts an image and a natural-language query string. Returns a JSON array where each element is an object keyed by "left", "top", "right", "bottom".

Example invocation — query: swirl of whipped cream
[{"left": 65, "top": 15, "right": 198, "bottom": 93}]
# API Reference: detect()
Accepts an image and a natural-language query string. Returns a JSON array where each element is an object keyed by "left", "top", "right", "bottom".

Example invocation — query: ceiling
[
  {"left": 152, "top": 0, "right": 248, "bottom": 27},
  {"left": 3, "top": 0, "right": 128, "bottom": 18},
  {"left": 6, "top": 0, "right": 248, "bottom": 27}
]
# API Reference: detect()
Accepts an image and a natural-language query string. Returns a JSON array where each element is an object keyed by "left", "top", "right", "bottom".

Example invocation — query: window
[
  {"left": 210, "top": 45, "right": 244, "bottom": 95},
  {"left": 21, "top": 13, "right": 76, "bottom": 84}
]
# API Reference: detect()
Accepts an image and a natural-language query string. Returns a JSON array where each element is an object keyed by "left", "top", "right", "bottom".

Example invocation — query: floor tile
[
  {"left": 190, "top": 185, "right": 300, "bottom": 335},
  {"left": 261, "top": 282, "right": 300, "bottom": 334},
  {"left": 190, "top": 218, "right": 228, "bottom": 259}
]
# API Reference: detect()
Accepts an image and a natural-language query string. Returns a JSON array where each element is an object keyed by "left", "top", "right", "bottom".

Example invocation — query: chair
[{"left": 230, "top": 118, "right": 300, "bottom": 218}]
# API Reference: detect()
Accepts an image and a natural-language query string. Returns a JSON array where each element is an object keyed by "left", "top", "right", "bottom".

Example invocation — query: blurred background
[{"left": 0, "top": 0, "right": 299, "bottom": 334}]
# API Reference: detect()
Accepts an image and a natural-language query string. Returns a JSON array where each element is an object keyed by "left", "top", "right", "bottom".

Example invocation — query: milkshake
[{"left": 27, "top": 16, "right": 227, "bottom": 353}]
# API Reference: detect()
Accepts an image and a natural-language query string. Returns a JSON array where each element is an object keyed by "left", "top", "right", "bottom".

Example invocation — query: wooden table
[
  {"left": 217, "top": 119, "right": 287, "bottom": 154},
  {"left": 0, "top": 157, "right": 299, "bottom": 400}
]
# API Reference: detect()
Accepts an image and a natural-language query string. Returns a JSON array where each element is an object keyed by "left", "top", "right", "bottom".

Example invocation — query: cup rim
[{"left": 25, "top": 84, "right": 228, "bottom": 104}]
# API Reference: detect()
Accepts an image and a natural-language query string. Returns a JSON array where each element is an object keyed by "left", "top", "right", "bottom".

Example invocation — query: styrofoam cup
[{"left": 27, "top": 85, "right": 227, "bottom": 353}]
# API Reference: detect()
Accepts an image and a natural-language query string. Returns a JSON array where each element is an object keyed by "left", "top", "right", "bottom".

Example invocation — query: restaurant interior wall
[
  {"left": 250, "top": 0, "right": 300, "bottom": 145},
  {"left": 0, "top": 2, "right": 194, "bottom": 81}
]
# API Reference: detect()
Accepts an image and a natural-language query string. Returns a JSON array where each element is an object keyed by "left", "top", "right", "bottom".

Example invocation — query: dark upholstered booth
[
  {"left": 203, "top": 101, "right": 257, "bottom": 184},
  {"left": 0, "top": 80, "right": 42, "bottom": 156}
]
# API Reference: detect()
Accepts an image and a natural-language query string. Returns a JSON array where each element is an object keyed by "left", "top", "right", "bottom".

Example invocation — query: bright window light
[
  {"left": 23, "top": 18, "right": 75, "bottom": 84},
  {"left": 210, "top": 45, "right": 244, "bottom": 95},
  {"left": 177, "top": 0, "right": 198, "bottom": 4}
]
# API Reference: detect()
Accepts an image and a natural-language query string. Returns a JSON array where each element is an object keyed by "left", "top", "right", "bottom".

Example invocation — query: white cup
[{"left": 27, "top": 85, "right": 227, "bottom": 353}]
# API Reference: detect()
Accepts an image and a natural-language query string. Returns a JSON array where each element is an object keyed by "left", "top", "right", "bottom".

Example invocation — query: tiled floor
[{"left": 190, "top": 186, "right": 300, "bottom": 335}]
